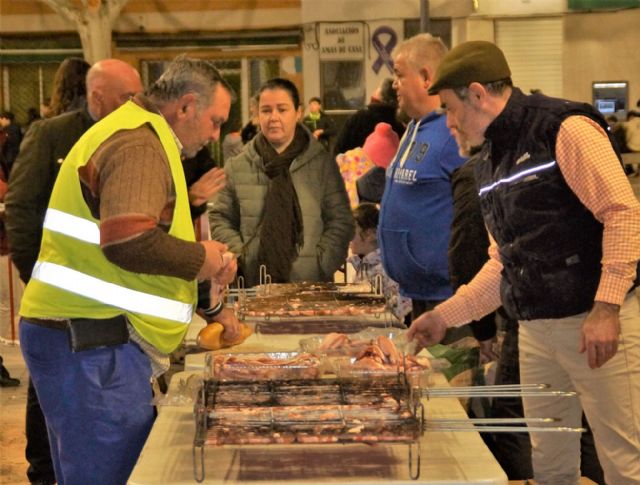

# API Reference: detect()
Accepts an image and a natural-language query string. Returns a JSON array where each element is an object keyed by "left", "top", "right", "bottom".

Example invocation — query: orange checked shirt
[{"left": 436, "top": 114, "right": 640, "bottom": 327}]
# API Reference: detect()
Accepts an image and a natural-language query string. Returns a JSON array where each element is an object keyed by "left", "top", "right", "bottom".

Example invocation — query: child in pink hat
[{"left": 335, "top": 122, "right": 399, "bottom": 208}]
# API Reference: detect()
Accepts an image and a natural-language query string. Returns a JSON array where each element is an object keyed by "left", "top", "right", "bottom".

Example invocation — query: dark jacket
[
  {"left": 476, "top": 88, "right": 625, "bottom": 320},
  {"left": 356, "top": 166, "right": 387, "bottom": 204},
  {"left": 0, "top": 153, "right": 9, "bottom": 255},
  {"left": 240, "top": 122, "right": 258, "bottom": 144},
  {"left": 1, "top": 123, "right": 23, "bottom": 173},
  {"left": 5, "top": 108, "right": 94, "bottom": 283},
  {"left": 449, "top": 155, "right": 496, "bottom": 341},
  {"left": 302, "top": 111, "right": 336, "bottom": 150},
  {"left": 333, "top": 102, "right": 404, "bottom": 157},
  {"left": 182, "top": 147, "right": 216, "bottom": 220}
]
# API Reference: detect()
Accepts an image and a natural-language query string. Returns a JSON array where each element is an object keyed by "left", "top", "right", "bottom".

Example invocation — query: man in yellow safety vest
[{"left": 18, "top": 55, "right": 238, "bottom": 485}]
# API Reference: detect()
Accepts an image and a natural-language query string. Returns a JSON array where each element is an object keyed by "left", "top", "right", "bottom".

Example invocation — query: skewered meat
[
  {"left": 316, "top": 333, "right": 394, "bottom": 357},
  {"left": 207, "top": 403, "right": 416, "bottom": 445},
  {"left": 352, "top": 356, "right": 388, "bottom": 370},
  {"left": 256, "top": 320, "right": 370, "bottom": 335},
  {"left": 200, "top": 377, "right": 420, "bottom": 447},
  {"left": 315, "top": 332, "right": 431, "bottom": 375},
  {"left": 237, "top": 282, "right": 387, "bottom": 318},
  {"left": 405, "top": 354, "right": 432, "bottom": 371},
  {"left": 376, "top": 335, "right": 400, "bottom": 365},
  {"left": 212, "top": 353, "right": 321, "bottom": 381},
  {"left": 319, "top": 332, "right": 351, "bottom": 351}
]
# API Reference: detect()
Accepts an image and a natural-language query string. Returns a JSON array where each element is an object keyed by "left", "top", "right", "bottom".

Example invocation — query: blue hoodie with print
[{"left": 378, "top": 111, "right": 466, "bottom": 301}]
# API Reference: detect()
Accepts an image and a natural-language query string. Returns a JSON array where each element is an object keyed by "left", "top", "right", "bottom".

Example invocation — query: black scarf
[{"left": 254, "top": 125, "right": 308, "bottom": 282}]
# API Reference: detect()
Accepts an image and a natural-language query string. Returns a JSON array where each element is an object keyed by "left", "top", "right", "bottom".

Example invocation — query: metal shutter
[{"left": 495, "top": 18, "right": 563, "bottom": 98}]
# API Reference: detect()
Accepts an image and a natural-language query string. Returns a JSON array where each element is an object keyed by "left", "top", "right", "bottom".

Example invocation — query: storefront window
[
  {"left": 320, "top": 60, "right": 365, "bottom": 110},
  {"left": 249, "top": 58, "right": 280, "bottom": 97}
]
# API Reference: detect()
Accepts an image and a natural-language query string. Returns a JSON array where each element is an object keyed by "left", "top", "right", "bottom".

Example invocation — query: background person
[
  {"left": 0, "top": 111, "right": 23, "bottom": 174},
  {"left": 0, "top": 150, "right": 20, "bottom": 389},
  {"left": 0, "top": 354, "right": 20, "bottom": 387},
  {"left": 24, "top": 108, "right": 41, "bottom": 134},
  {"left": 378, "top": 33, "right": 466, "bottom": 325},
  {"left": 240, "top": 93, "right": 260, "bottom": 144},
  {"left": 47, "top": 57, "right": 90, "bottom": 117},
  {"left": 221, "top": 118, "right": 244, "bottom": 162},
  {"left": 39, "top": 98, "right": 52, "bottom": 119},
  {"left": 333, "top": 77, "right": 404, "bottom": 157},
  {"left": 348, "top": 202, "right": 412, "bottom": 322},
  {"left": 333, "top": 77, "right": 405, "bottom": 205},
  {"left": 211, "top": 78, "right": 354, "bottom": 287},
  {"left": 409, "top": 40, "right": 640, "bottom": 484},
  {"left": 336, "top": 122, "right": 399, "bottom": 208},
  {"left": 302, "top": 96, "right": 336, "bottom": 150}
]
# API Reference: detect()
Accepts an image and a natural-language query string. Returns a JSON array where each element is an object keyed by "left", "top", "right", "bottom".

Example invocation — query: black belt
[
  {"left": 25, "top": 315, "right": 129, "bottom": 352},
  {"left": 27, "top": 318, "right": 69, "bottom": 331}
]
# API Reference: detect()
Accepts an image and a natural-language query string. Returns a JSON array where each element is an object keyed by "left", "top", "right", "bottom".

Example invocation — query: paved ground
[
  {"left": 0, "top": 341, "right": 29, "bottom": 485},
  {"left": 3, "top": 173, "right": 638, "bottom": 485}
]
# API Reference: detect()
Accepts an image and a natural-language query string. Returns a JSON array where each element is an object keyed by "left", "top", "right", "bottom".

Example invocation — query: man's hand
[
  {"left": 214, "top": 253, "right": 237, "bottom": 287},
  {"left": 312, "top": 129, "right": 323, "bottom": 139},
  {"left": 216, "top": 307, "right": 242, "bottom": 343},
  {"left": 197, "top": 240, "right": 229, "bottom": 280},
  {"left": 406, "top": 310, "right": 448, "bottom": 348},
  {"left": 579, "top": 301, "right": 621, "bottom": 369},
  {"left": 478, "top": 338, "right": 498, "bottom": 364},
  {"left": 188, "top": 167, "right": 225, "bottom": 207}
]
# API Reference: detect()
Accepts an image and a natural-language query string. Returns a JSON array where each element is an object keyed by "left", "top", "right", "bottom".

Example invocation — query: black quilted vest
[{"left": 476, "top": 88, "right": 629, "bottom": 320}]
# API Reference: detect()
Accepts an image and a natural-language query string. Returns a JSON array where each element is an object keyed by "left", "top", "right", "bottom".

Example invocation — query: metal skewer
[
  {"left": 429, "top": 417, "right": 557, "bottom": 425},
  {"left": 426, "top": 383, "right": 549, "bottom": 391},
  {"left": 421, "top": 388, "right": 578, "bottom": 398},
  {"left": 424, "top": 424, "right": 585, "bottom": 433}
]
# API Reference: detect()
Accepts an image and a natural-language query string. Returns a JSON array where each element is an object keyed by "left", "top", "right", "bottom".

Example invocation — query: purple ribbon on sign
[{"left": 371, "top": 26, "right": 397, "bottom": 74}]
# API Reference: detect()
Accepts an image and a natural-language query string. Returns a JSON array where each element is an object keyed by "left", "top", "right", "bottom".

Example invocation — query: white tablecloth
[{"left": 128, "top": 369, "right": 507, "bottom": 485}]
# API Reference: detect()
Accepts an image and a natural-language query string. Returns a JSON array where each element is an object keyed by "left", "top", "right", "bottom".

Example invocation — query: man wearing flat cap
[{"left": 408, "top": 40, "right": 640, "bottom": 484}]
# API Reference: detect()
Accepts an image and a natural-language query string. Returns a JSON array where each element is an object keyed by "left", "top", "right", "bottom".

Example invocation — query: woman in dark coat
[{"left": 332, "top": 78, "right": 404, "bottom": 157}]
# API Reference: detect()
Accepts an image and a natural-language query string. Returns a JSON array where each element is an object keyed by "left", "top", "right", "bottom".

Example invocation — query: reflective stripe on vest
[
  {"left": 36, "top": 208, "right": 193, "bottom": 324},
  {"left": 32, "top": 261, "right": 193, "bottom": 324},
  {"left": 478, "top": 160, "right": 557, "bottom": 196},
  {"left": 20, "top": 101, "right": 196, "bottom": 352},
  {"left": 43, "top": 208, "right": 100, "bottom": 245}
]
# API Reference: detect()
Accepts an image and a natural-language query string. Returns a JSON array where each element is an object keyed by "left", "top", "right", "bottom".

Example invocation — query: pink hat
[{"left": 362, "top": 122, "right": 399, "bottom": 169}]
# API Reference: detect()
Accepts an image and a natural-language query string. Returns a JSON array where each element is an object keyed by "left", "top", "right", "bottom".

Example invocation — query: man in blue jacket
[{"left": 379, "top": 33, "right": 466, "bottom": 321}]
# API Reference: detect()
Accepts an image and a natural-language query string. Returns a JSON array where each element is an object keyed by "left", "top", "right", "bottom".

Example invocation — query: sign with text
[{"left": 319, "top": 22, "right": 364, "bottom": 60}]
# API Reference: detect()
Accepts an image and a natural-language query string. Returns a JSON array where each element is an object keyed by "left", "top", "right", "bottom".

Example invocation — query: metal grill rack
[
  {"left": 231, "top": 266, "right": 392, "bottom": 323},
  {"left": 192, "top": 372, "right": 582, "bottom": 482}
]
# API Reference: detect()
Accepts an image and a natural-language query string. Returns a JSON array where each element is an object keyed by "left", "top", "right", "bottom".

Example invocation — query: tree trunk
[
  {"left": 39, "top": 0, "right": 129, "bottom": 63},
  {"left": 76, "top": 10, "right": 114, "bottom": 63}
]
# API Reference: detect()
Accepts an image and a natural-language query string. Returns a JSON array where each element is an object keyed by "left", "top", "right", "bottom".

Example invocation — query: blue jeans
[{"left": 20, "top": 319, "right": 155, "bottom": 485}]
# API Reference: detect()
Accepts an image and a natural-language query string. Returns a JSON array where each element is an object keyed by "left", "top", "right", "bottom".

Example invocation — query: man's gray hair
[
  {"left": 453, "top": 78, "right": 513, "bottom": 101},
  {"left": 148, "top": 54, "right": 236, "bottom": 108},
  {"left": 393, "top": 33, "right": 448, "bottom": 73}
]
